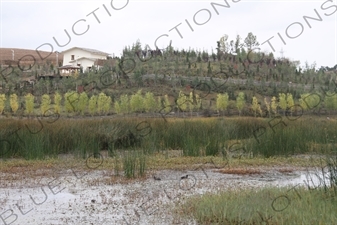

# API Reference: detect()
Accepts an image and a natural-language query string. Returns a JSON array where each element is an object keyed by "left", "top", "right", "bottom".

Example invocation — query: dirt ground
[{"left": 0, "top": 156, "right": 325, "bottom": 225}]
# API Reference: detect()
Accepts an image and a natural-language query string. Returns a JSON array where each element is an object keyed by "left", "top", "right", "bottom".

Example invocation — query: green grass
[{"left": 177, "top": 186, "right": 337, "bottom": 225}]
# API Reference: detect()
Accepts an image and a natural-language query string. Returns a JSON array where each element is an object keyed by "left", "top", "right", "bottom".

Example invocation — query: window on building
[{"left": 71, "top": 55, "right": 75, "bottom": 60}]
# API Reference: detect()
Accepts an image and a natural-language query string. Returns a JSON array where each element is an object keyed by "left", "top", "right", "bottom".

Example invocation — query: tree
[
  {"left": 103, "top": 96, "right": 112, "bottom": 115},
  {"left": 120, "top": 94, "right": 130, "bottom": 114},
  {"left": 162, "top": 94, "right": 171, "bottom": 113},
  {"left": 278, "top": 93, "right": 287, "bottom": 116},
  {"left": 64, "top": 91, "right": 79, "bottom": 113},
  {"left": 324, "top": 91, "right": 337, "bottom": 115},
  {"left": 88, "top": 95, "right": 97, "bottom": 116},
  {"left": 144, "top": 92, "right": 157, "bottom": 113},
  {"left": 251, "top": 96, "right": 262, "bottom": 117},
  {"left": 130, "top": 90, "right": 144, "bottom": 113},
  {"left": 271, "top": 96, "right": 278, "bottom": 115},
  {"left": 78, "top": 92, "right": 89, "bottom": 115},
  {"left": 300, "top": 93, "right": 321, "bottom": 111},
  {"left": 41, "top": 94, "right": 51, "bottom": 115},
  {"left": 54, "top": 92, "right": 62, "bottom": 114},
  {"left": 98, "top": 92, "right": 108, "bottom": 114},
  {"left": 286, "top": 93, "right": 295, "bottom": 116},
  {"left": 264, "top": 97, "right": 271, "bottom": 118},
  {"left": 0, "top": 94, "right": 6, "bottom": 114},
  {"left": 114, "top": 99, "right": 121, "bottom": 114},
  {"left": 10, "top": 94, "right": 19, "bottom": 114},
  {"left": 24, "top": 93, "right": 34, "bottom": 115},
  {"left": 244, "top": 32, "right": 259, "bottom": 51},
  {"left": 236, "top": 92, "right": 245, "bottom": 116},
  {"left": 216, "top": 93, "right": 229, "bottom": 116},
  {"left": 177, "top": 91, "right": 187, "bottom": 114}
]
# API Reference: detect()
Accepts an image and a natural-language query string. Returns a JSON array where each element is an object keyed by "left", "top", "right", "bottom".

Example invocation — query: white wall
[{"left": 62, "top": 48, "right": 107, "bottom": 67}]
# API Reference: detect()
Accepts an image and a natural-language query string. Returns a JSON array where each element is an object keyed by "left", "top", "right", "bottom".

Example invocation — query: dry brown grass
[{"left": 0, "top": 48, "right": 63, "bottom": 65}]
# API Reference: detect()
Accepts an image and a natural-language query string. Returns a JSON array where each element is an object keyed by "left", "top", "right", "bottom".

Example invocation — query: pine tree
[
  {"left": 103, "top": 96, "right": 111, "bottom": 115},
  {"left": 88, "top": 95, "right": 97, "bottom": 116},
  {"left": 286, "top": 93, "right": 295, "bottom": 116},
  {"left": 41, "top": 94, "right": 51, "bottom": 115},
  {"left": 251, "top": 96, "right": 262, "bottom": 117},
  {"left": 216, "top": 93, "right": 229, "bottom": 116},
  {"left": 264, "top": 97, "right": 271, "bottom": 118},
  {"left": 120, "top": 94, "right": 130, "bottom": 114},
  {"left": 54, "top": 92, "right": 62, "bottom": 114},
  {"left": 324, "top": 91, "right": 337, "bottom": 115},
  {"left": 278, "top": 93, "right": 287, "bottom": 116},
  {"left": 236, "top": 92, "right": 245, "bottom": 116},
  {"left": 163, "top": 94, "right": 171, "bottom": 113},
  {"left": 114, "top": 100, "right": 121, "bottom": 114},
  {"left": 177, "top": 91, "right": 187, "bottom": 114},
  {"left": 271, "top": 96, "right": 278, "bottom": 115},
  {"left": 10, "top": 94, "right": 19, "bottom": 114},
  {"left": 64, "top": 91, "right": 79, "bottom": 113},
  {"left": 78, "top": 92, "right": 89, "bottom": 115},
  {"left": 130, "top": 90, "right": 144, "bottom": 113},
  {"left": 0, "top": 94, "right": 6, "bottom": 114},
  {"left": 144, "top": 92, "right": 157, "bottom": 113},
  {"left": 24, "top": 93, "right": 34, "bottom": 115},
  {"left": 97, "top": 92, "right": 108, "bottom": 114}
]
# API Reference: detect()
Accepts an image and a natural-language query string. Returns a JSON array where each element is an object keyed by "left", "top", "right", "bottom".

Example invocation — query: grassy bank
[
  {"left": 177, "top": 186, "right": 337, "bottom": 224},
  {"left": 1, "top": 116, "right": 336, "bottom": 160}
]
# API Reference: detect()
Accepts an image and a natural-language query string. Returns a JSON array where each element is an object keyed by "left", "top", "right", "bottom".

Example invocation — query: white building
[{"left": 60, "top": 47, "right": 110, "bottom": 73}]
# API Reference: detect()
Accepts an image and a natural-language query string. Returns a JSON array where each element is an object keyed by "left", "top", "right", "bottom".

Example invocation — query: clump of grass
[
  {"left": 177, "top": 186, "right": 337, "bottom": 225},
  {"left": 122, "top": 149, "right": 146, "bottom": 178}
]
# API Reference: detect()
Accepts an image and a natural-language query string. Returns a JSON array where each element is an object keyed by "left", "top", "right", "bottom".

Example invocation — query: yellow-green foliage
[
  {"left": 97, "top": 92, "right": 106, "bottom": 113},
  {"left": 88, "top": 95, "right": 97, "bottom": 116},
  {"left": 300, "top": 93, "right": 321, "bottom": 111},
  {"left": 54, "top": 92, "right": 62, "bottom": 114},
  {"left": 264, "top": 97, "right": 271, "bottom": 117},
  {"left": 216, "top": 93, "right": 229, "bottom": 113},
  {"left": 41, "top": 94, "right": 51, "bottom": 115},
  {"left": 64, "top": 91, "right": 79, "bottom": 113},
  {"left": 130, "top": 90, "right": 144, "bottom": 113},
  {"left": 114, "top": 99, "right": 121, "bottom": 114},
  {"left": 0, "top": 94, "right": 6, "bottom": 114},
  {"left": 236, "top": 92, "right": 245, "bottom": 116},
  {"left": 324, "top": 91, "right": 337, "bottom": 110},
  {"left": 271, "top": 96, "right": 278, "bottom": 115},
  {"left": 278, "top": 93, "right": 287, "bottom": 113},
  {"left": 144, "top": 91, "right": 157, "bottom": 113},
  {"left": 78, "top": 92, "right": 89, "bottom": 115},
  {"left": 24, "top": 93, "right": 34, "bottom": 115},
  {"left": 163, "top": 94, "right": 171, "bottom": 113},
  {"left": 251, "top": 96, "right": 262, "bottom": 117},
  {"left": 177, "top": 91, "right": 187, "bottom": 112},
  {"left": 286, "top": 93, "right": 294, "bottom": 116},
  {"left": 10, "top": 94, "right": 19, "bottom": 114},
  {"left": 120, "top": 94, "right": 130, "bottom": 114}
]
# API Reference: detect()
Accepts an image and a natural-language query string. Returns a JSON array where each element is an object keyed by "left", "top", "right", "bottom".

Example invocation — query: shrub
[{"left": 24, "top": 93, "right": 34, "bottom": 115}]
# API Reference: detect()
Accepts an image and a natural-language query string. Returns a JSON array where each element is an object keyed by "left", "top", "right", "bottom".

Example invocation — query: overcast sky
[{"left": 1, "top": 0, "right": 336, "bottom": 69}]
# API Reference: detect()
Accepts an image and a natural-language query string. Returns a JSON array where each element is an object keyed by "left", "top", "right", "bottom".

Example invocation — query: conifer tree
[
  {"left": 10, "top": 94, "right": 19, "bottom": 114},
  {"left": 278, "top": 93, "right": 287, "bottom": 116},
  {"left": 0, "top": 94, "right": 6, "bottom": 114},
  {"left": 130, "top": 90, "right": 144, "bottom": 113},
  {"left": 286, "top": 93, "right": 294, "bottom": 116},
  {"left": 271, "top": 96, "right": 278, "bottom": 115},
  {"left": 236, "top": 92, "right": 245, "bottom": 116},
  {"left": 41, "top": 94, "right": 51, "bottom": 115},
  {"left": 54, "top": 92, "right": 62, "bottom": 114},
  {"left": 216, "top": 93, "right": 229, "bottom": 116},
  {"left": 24, "top": 93, "right": 34, "bottom": 115},
  {"left": 88, "top": 95, "right": 97, "bottom": 116},
  {"left": 78, "top": 92, "right": 89, "bottom": 115}
]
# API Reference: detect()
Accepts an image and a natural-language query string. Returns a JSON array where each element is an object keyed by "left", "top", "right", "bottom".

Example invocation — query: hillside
[{"left": 0, "top": 48, "right": 63, "bottom": 66}]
